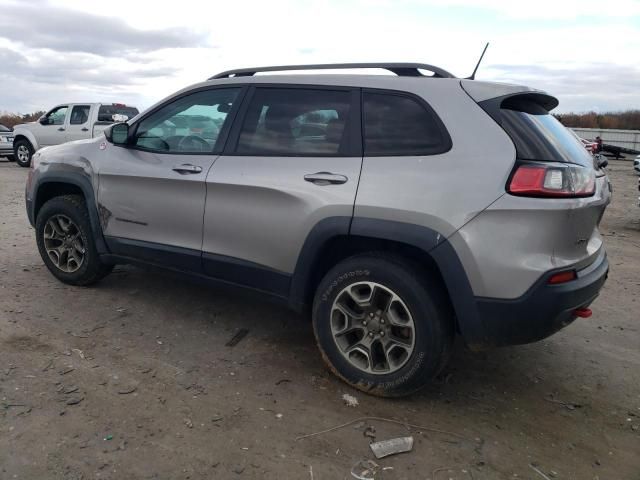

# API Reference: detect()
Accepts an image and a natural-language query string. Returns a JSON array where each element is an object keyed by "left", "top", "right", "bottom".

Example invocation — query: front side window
[
  {"left": 236, "top": 88, "right": 351, "bottom": 156},
  {"left": 69, "top": 105, "right": 90, "bottom": 125},
  {"left": 133, "top": 88, "right": 240, "bottom": 153},
  {"left": 363, "top": 92, "right": 449, "bottom": 156},
  {"left": 45, "top": 106, "right": 68, "bottom": 126}
]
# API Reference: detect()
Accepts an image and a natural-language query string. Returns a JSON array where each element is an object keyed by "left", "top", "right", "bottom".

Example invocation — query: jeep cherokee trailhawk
[{"left": 25, "top": 63, "right": 611, "bottom": 396}]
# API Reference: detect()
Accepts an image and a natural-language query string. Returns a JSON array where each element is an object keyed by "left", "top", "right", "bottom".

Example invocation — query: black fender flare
[
  {"left": 31, "top": 173, "right": 108, "bottom": 255},
  {"left": 290, "top": 216, "right": 486, "bottom": 348}
]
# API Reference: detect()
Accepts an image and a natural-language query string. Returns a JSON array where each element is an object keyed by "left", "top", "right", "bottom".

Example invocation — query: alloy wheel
[
  {"left": 330, "top": 282, "right": 416, "bottom": 374},
  {"left": 43, "top": 215, "right": 85, "bottom": 273}
]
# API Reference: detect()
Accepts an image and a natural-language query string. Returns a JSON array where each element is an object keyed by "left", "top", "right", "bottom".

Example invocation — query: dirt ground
[{"left": 0, "top": 158, "right": 638, "bottom": 480}]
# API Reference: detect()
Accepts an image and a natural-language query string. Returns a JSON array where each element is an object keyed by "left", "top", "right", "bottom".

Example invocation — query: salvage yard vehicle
[
  {"left": 25, "top": 63, "right": 611, "bottom": 396},
  {"left": 0, "top": 123, "right": 14, "bottom": 160},
  {"left": 12, "top": 103, "right": 139, "bottom": 167}
]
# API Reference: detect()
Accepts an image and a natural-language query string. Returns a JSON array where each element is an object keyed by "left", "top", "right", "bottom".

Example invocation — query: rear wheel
[
  {"left": 14, "top": 139, "right": 33, "bottom": 168},
  {"left": 312, "top": 254, "right": 454, "bottom": 397},
  {"left": 36, "top": 195, "right": 113, "bottom": 285}
]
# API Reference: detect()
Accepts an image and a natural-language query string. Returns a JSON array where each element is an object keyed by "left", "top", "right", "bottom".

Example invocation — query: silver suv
[{"left": 25, "top": 63, "right": 611, "bottom": 397}]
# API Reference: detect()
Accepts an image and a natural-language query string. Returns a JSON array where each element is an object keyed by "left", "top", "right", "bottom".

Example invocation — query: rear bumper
[{"left": 473, "top": 249, "right": 609, "bottom": 347}]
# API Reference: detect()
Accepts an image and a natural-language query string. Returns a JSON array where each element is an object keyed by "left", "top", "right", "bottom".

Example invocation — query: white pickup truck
[{"left": 12, "top": 103, "right": 139, "bottom": 167}]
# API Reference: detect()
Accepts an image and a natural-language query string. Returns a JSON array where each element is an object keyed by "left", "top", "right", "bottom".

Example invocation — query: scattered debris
[
  {"left": 363, "top": 426, "right": 376, "bottom": 441},
  {"left": 117, "top": 386, "right": 137, "bottom": 395},
  {"left": 370, "top": 436, "right": 414, "bottom": 459},
  {"left": 545, "top": 395, "right": 583, "bottom": 411},
  {"left": 211, "top": 415, "right": 223, "bottom": 423},
  {"left": 226, "top": 328, "right": 250, "bottom": 347},
  {"left": 184, "top": 418, "right": 194, "bottom": 428},
  {"left": 104, "top": 434, "right": 113, "bottom": 441},
  {"left": 529, "top": 463, "right": 553, "bottom": 480},
  {"left": 275, "top": 378, "right": 291, "bottom": 386},
  {"left": 63, "top": 386, "right": 79, "bottom": 394},
  {"left": 296, "top": 416, "right": 466, "bottom": 442},
  {"left": 276, "top": 413, "right": 283, "bottom": 419},
  {"left": 41, "top": 359, "right": 54, "bottom": 372},
  {"left": 59, "top": 367, "right": 75, "bottom": 375},
  {"left": 351, "top": 459, "right": 379, "bottom": 480},
  {"left": 342, "top": 393, "right": 359, "bottom": 407},
  {"left": 71, "top": 348, "right": 85, "bottom": 360},
  {"left": 66, "top": 396, "right": 84, "bottom": 406}
]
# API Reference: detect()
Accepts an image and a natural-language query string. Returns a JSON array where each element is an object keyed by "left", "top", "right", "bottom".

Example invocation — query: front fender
[{"left": 12, "top": 127, "right": 40, "bottom": 151}]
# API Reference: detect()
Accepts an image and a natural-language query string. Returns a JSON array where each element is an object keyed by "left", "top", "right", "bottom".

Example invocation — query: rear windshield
[
  {"left": 97, "top": 105, "right": 139, "bottom": 123},
  {"left": 500, "top": 98, "right": 593, "bottom": 168}
]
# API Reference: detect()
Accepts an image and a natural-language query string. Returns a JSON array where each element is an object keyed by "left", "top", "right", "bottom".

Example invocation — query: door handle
[
  {"left": 172, "top": 164, "right": 203, "bottom": 174},
  {"left": 81, "top": 128, "right": 89, "bottom": 132},
  {"left": 304, "top": 172, "right": 348, "bottom": 185},
  {"left": 57, "top": 127, "right": 65, "bottom": 131}
]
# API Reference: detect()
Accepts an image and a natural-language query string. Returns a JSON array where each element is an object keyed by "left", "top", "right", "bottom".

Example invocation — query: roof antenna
[{"left": 467, "top": 42, "right": 489, "bottom": 80}]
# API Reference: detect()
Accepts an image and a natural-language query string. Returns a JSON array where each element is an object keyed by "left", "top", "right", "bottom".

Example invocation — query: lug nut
[
  {"left": 362, "top": 320, "right": 368, "bottom": 326},
  {"left": 379, "top": 331, "right": 385, "bottom": 336},
  {"left": 368, "top": 332, "right": 374, "bottom": 337},
  {"left": 380, "top": 319, "right": 385, "bottom": 324},
  {"left": 369, "top": 313, "right": 374, "bottom": 318}
]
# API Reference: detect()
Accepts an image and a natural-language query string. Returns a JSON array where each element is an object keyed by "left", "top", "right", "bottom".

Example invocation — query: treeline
[
  {"left": 555, "top": 110, "right": 640, "bottom": 130},
  {"left": 0, "top": 111, "right": 46, "bottom": 129}
]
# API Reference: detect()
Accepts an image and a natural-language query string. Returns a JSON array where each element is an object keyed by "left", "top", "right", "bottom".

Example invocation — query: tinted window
[
  {"left": 500, "top": 98, "right": 593, "bottom": 168},
  {"left": 134, "top": 88, "right": 240, "bottom": 153},
  {"left": 69, "top": 105, "right": 90, "bottom": 125},
  {"left": 98, "top": 104, "right": 139, "bottom": 122},
  {"left": 363, "top": 92, "right": 449, "bottom": 156},
  {"left": 236, "top": 88, "right": 351, "bottom": 156}
]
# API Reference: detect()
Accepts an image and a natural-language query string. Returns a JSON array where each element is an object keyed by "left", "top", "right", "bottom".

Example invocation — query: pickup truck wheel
[
  {"left": 14, "top": 140, "right": 33, "bottom": 168},
  {"left": 312, "top": 254, "right": 454, "bottom": 397},
  {"left": 36, "top": 195, "right": 113, "bottom": 286}
]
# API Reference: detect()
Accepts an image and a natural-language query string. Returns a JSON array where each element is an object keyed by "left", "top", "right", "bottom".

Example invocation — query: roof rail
[{"left": 209, "top": 63, "right": 456, "bottom": 80}]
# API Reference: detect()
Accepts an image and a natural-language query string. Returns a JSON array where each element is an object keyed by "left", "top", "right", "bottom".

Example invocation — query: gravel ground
[{"left": 0, "top": 158, "right": 638, "bottom": 480}]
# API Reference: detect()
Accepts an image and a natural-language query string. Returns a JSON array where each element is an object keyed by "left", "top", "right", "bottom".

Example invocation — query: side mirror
[
  {"left": 39, "top": 116, "right": 48, "bottom": 125},
  {"left": 107, "top": 123, "right": 130, "bottom": 145}
]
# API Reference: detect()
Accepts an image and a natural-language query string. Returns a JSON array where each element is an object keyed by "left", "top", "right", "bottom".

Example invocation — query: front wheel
[
  {"left": 14, "top": 139, "right": 33, "bottom": 168},
  {"left": 35, "top": 195, "right": 113, "bottom": 285},
  {"left": 312, "top": 254, "right": 454, "bottom": 397}
]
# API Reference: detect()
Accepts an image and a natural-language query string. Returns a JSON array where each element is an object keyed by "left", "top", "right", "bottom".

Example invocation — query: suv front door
[
  {"left": 97, "top": 87, "right": 244, "bottom": 270},
  {"left": 202, "top": 86, "right": 362, "bottom": 295}
]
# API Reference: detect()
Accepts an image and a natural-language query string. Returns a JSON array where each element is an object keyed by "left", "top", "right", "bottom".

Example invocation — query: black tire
[
  {"left": 312, "top": 253, "right": 454, "bottom": 397},
  {"left": 35, "top": 195, "right": 113, "bottom": 286},
  {"left": 14, "top": 139, "right": 33, "bottom": 168}
]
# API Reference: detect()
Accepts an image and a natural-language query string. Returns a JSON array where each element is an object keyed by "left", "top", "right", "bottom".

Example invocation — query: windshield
[{"left": 500, "top": 98, "right": 594, "bottom": 168}]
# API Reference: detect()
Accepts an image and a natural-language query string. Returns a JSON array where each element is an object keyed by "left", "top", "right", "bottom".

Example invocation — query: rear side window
[
  {"left": 98, "top": 104, "right": 139, "bottom": 123},
  {"left": 363, "top": 92, "right": 450, "bottom": 156},
  {"left": 236, "top": 88, "right": 352, "bottom": 156},
  {"left": 499, "top": 97, "right": 594, "bottom": 168}
]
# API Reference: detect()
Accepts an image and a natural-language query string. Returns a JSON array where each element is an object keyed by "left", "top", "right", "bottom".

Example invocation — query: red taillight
[
  {"left": 574, "top": 307, "right": 592, "bottom": 318},
  {"left": 548, "top": 270, "right": 577, "bottom": 284},
  {"left": 508, "top": 163, "right": 595, "bottom": 198}
]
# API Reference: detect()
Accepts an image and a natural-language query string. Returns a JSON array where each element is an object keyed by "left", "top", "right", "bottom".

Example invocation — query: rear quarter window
[
  {"left": 498, "top": 97, "right": 594, "bottom": 168},
  {"left": 363, "top": 91, "right": 451, "bottom": 156},
  {"left": 98, "top": 105, "right": 139, "bottom": 123}
]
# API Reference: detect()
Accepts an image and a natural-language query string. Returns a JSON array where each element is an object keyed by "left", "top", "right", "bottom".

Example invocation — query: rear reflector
[
  {"left": 574, "top": 307, "right": 592, "bottom": 318},
  {"left": 548, "top": 270, "right": 577, "bottom": 284},
  {"left": 508, "top": 163, "right": 595, "bottom": 198}
]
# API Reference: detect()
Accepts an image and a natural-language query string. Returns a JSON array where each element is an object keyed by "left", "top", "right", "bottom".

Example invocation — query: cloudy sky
[{"left": 1, "top": 0, "right": 639, "bottom": 114}]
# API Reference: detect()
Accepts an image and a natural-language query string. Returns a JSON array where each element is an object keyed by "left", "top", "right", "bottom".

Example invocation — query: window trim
[
  {"left": 45, "top": 105, "right": 69, "bottom": 126},
  {"left": 224, "top": 84, "right": 362, "bottom": 158},
  {"left": 361, "top": 88, "right": 452, "bottom": 157},
  {"left": 125, "top": 85, "right": 248, "bottom": 156}
]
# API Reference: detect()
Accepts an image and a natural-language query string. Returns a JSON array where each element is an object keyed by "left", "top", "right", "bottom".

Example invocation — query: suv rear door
[{"left": 202, "top": 85, "right": 362, "bottom": 295}]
